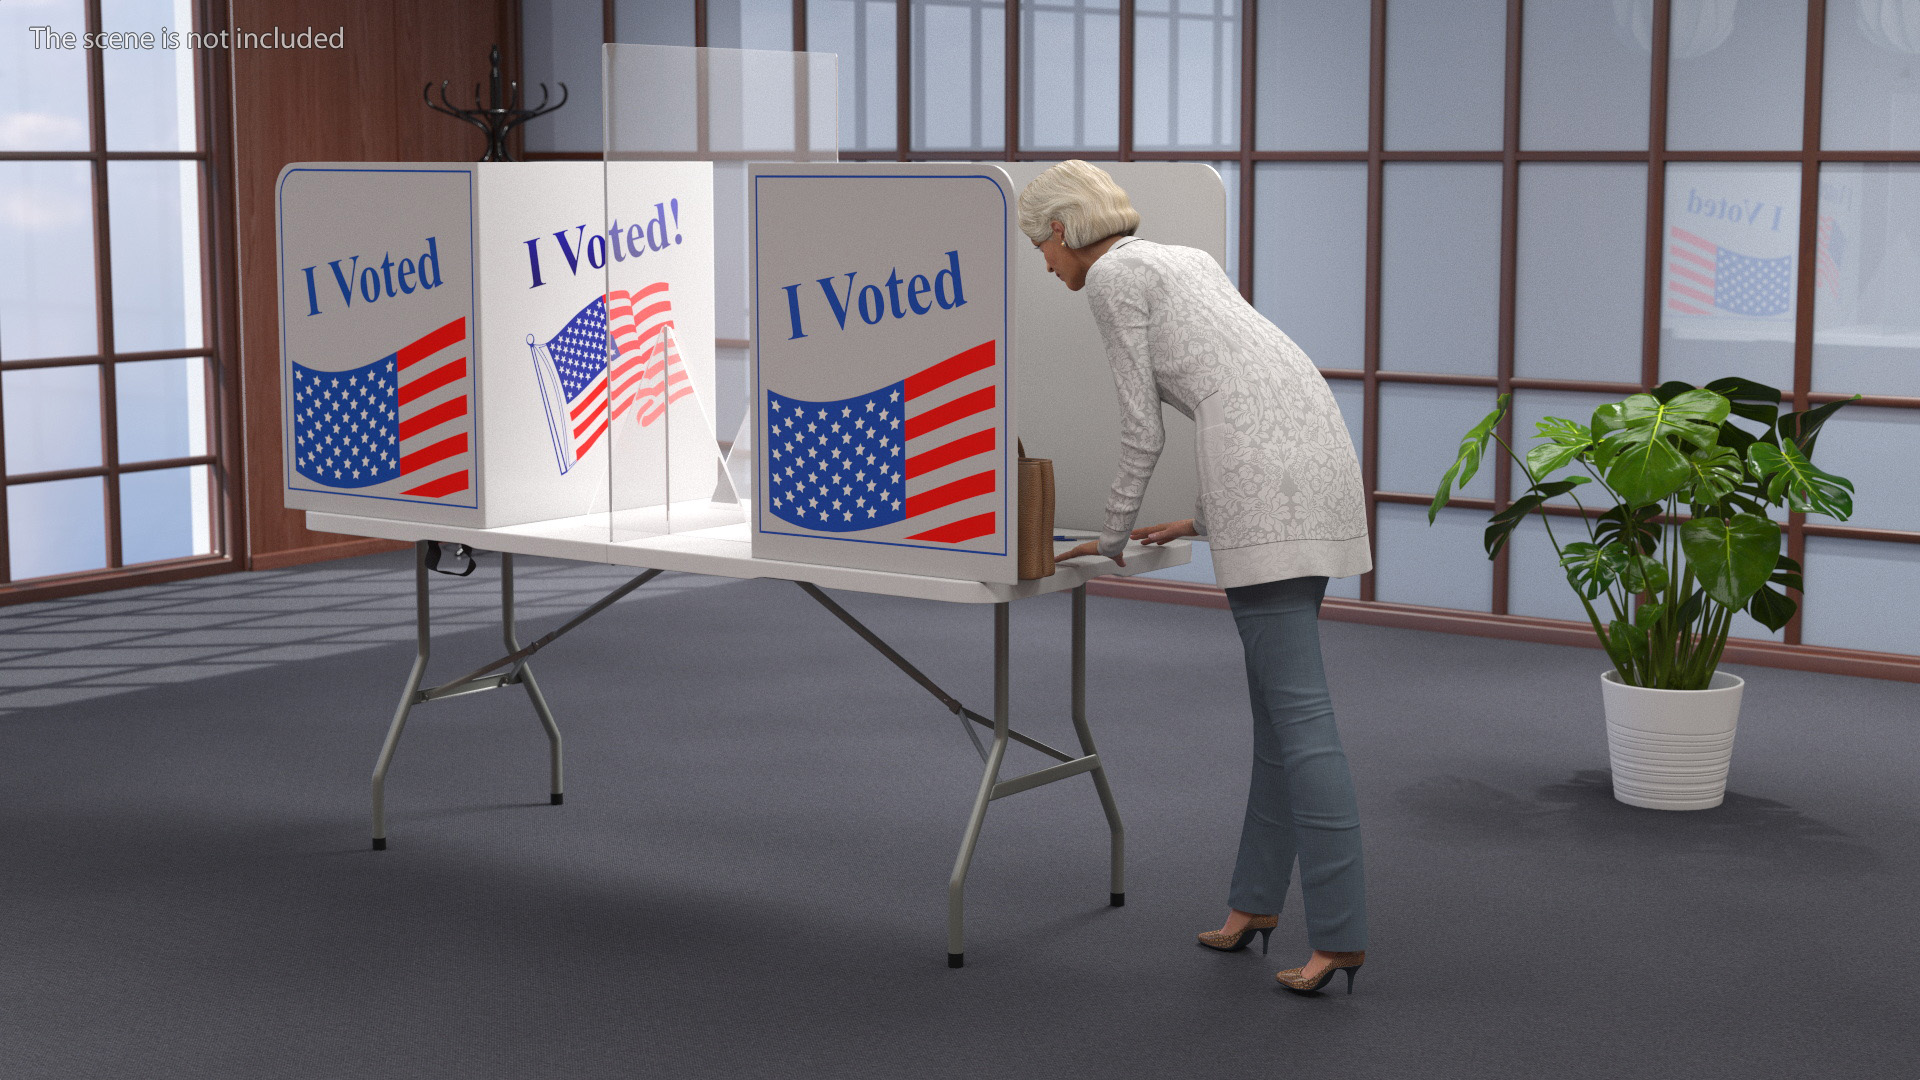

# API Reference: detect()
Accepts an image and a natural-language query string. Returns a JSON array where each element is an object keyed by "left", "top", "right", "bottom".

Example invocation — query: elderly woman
[{"left": 1022, "top": 160, "right": 1372, "bottom": 994}]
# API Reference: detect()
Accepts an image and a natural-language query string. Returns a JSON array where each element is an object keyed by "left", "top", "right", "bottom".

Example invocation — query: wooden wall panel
[{"left": 229, "top": 0, "right": 514, "bottom": 567}]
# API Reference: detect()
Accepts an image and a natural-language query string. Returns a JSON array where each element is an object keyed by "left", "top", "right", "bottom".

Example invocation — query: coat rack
[{"left": 424, "top": 45, "right": 568, "bottom": 163}]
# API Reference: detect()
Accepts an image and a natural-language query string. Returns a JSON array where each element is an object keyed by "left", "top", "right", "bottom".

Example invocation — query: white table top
[{"left": 307, "top": 510, "right": 1191, "bottom": 605}]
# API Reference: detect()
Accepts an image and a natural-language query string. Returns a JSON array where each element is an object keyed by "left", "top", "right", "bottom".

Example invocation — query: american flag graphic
[
  {"left": 765, "top": 340, "right": 1000, "bottom": 544},
  {"left": 290, "top": 316, "right": 471, "bottom": 499},
  {"left": 1667, "top": 226, "right": 1793, "bottom": 317},
  {"left": 528, "top": 282, "right": 691, "bottom": 474}
]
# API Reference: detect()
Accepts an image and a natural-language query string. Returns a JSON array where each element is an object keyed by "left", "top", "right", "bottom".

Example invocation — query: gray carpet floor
[{"left": 2, "top": 550, "right": 1916, "bottom": 1079}]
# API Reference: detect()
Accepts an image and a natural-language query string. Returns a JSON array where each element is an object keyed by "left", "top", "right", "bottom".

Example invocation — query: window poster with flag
[
  {"left": 278, "top": 160, "right": 717, "bottom": 532},
  {"left": 1661, "top": 165, "right": 1803, "bottom": 339},
  {"left": 749, "top": 164, "right": 1017, "bottom": 583}
]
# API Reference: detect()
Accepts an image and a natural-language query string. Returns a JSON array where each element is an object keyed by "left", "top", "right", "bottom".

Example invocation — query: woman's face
[{"left": 1034, "top": 221, "right": 1088, "bottom": 292}]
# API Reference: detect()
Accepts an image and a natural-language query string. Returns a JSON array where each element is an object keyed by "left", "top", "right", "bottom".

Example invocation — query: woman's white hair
[{"left": 1017, "top": 160, "right": 1141, "bottom": 249}]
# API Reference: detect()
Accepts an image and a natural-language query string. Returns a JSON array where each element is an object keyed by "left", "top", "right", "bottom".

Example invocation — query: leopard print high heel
[{"left": 1195, "top": 914, "right": 1278, "bottom": 954}]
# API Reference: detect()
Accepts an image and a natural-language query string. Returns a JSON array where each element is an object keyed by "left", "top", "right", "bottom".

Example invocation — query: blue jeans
[{"left": 1224, "top": 575, "right": 1368, "bottom": 952}]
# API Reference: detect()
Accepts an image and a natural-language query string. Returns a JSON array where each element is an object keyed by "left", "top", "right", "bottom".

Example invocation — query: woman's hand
[
  {"left": 1131, "top": 519, "right": 1197, "bottom": 545},
  {"left": 1055, "top": 540, "right": 1124, "bottom": 567}
]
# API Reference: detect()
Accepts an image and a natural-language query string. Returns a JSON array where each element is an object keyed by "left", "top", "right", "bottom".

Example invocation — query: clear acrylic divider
[{"left": 602, "top": 44, "right": 838, "bottom": 548}]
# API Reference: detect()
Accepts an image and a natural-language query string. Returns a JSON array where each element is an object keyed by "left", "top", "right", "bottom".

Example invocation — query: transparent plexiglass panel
[
  {"left": 101, "top": 0, "right": 197, "bottom": 152},
  {"left": 1664, "top": 0, "right": 1808, "bottom": 152},
  {"left": 1254, "top": 164, "right": 1367, "bottom": 371},
  {"left": 1134, "top": 0, "right": 1240, "bottom": 151},
  {"left": 1379, "top": 163, "right": 1502, "bottom": 375},
  {"left": 109, "top": 160, "right": 204, "bottom": 353},
  {"left": 914, "top": 0, "right": 1005, "bottom": 152},
  {"left": 119, "top": 464, "right": 212, "bottom": 564},
  {"left": 1377, "top": 383, "right": 1500, "bottom": 501},
  {"left": 1372, "top": 503, "right": 1493, "bottom": 611},
  {"left": 1658, "top": 162, "right": 1800, "bottom": 390},
  {"left": 0, "top": 0, "right": 90, "bottom": 151},
  {"left": 1800, "top": 536, "right": 1920, "bottom": 654},
  {"left": 3, "top": 365, "right": 102, "bottom": 475},
  {"left": 1255, "top": 0, "right": 1369, "bottom": 151},
  {"left": 604, "top": 44, "right": 837, "bottom": 543},
  {"left": 8, "top": 476, "right": 106, "bottom": 581},
  {"left": 115, "top": 357, "right": 207, "bottom": 462},
  {"left": 1812, "top": 164, "right": 1920, "bottom": 397},
  {"left": 810, "top": 0, "right": 898, "bottom": 151},
  {"left": 1514, "top": 164, "right": 1647, "bottom": 383},
  {"left": 1383, "top": 0, "right": 1505, "bottom": 151},
  {"left": 1021, "top": 0, "right": 1121, "bottom": 152},
  {"left": 0, "top": 161, "right": 98, "bottom": 361},
  {"left": 1520, "top": 0, "right": 1650, "bottom": 150},
  {"left": 1802, "top": 406, "right": 1920, "bottom": 533},
  {"left": 1823, "top": 0, "right": 1920, "bottom": 150}
]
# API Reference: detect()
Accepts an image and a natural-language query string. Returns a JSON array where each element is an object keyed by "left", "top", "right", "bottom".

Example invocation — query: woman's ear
[{"left": 1050, "top": 220, "right": 1066, "bottom": 244}]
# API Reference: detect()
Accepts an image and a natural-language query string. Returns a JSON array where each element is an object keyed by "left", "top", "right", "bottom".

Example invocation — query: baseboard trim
[
  {"left": 1085, "top": 577, "right": 1920, "bottom": 684},
  {"left": 248, "top": 538, "right": 409, "bottom": 571}
]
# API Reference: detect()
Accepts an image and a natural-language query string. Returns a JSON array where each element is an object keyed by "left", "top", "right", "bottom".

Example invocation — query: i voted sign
[{"left": 750, "top": 163, "right": 1017, "bottom": 583}]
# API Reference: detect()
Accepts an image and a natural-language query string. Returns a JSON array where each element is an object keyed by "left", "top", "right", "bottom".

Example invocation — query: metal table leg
[
  {"left": 947, "top": 602, "right": 1010, "bottom": 968},
  {"left": 1071, "top": 585, "right": 1126, "bottom": 906},
  {"left": 371, "top": 542, "right": 432, "bottom": 850},
  {"left": 502, "top": 553, "right": 565, "bottom": 805}
]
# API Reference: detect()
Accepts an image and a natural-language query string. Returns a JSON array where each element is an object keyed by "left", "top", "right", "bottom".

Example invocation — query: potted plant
[{"left": 1429, "top": 378, "right": 1859, "bottom": 810}]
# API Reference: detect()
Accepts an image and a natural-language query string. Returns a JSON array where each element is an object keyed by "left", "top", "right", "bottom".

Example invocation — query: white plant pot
[{"left": 1599, "top": 669, "right": 1745, "bottom": 811}]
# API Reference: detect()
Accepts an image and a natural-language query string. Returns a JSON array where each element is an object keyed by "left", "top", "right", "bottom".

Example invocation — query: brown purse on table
[{"left": 1016, "top": 439, "right": 1056, "bottom": 580}]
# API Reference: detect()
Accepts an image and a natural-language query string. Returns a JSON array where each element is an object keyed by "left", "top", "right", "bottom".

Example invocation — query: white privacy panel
[
  {"left": 1801, "top": 536, "right": 1920, "bottom": 655},
  {"left": 1514, "top": 164, "right": 1647, "bottom": 384},
  {"left": 1506, "top": 516, "right": 1594, "bottom": 623},
  {"left": 1811, "top": 164, "right": 1920, "bottom": 399},
  {"left": 1378, "top": 383, "right": 1501, "bottom": 502},
  {"left": 811, "top": 0, "right": 899, "bottom": 151},
  {"left": 1383, "top": 0, "right": 1505, "bottom": 151},
  {"left": 1022, "top": 0, "right": 1121, "bottom": 152},
  {"left": 1805, "top": 407, "right": 1920, "bottom": 534},
  {"left": 1822, "top": 1, "right": 1920, "bottom": 151},
  {"left": 1520, "top": 0, "right": 1650, "bottom": 150},
  {"left": 1134, "top": 0, "right": 1240, "bottom": 150},
  {"left": 1254, "top": 163, "right": 1367, "bottom": 371},
  {"left": 913, "top": 0, "right": 1005, "bottom": 152},
  {"left": 1256, "top": 0, "right": 1370, "bottom": 151},
  {"left": 1372, "top": 503, "right": 1493, "bottom": 611},
  {"left": 1665, "top": 0, "right": 1808, "bottom": 152},
  {"left": 1380, "top": 163, "right": 1503, "bottom": 376}
]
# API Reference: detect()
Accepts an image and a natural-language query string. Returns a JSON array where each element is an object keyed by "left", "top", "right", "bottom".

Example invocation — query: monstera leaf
[
  {"left": 1746, "top": 554, "right": 1803, "bottom": 632},
  {"left": 1683, "top": 444, "right": 1746, "bottom": 507},
  {"left": 1749, "top": 440, "right": 1855, "bottom": 520},
  {"left": 1598, "top": 390, "right": 1731, "bottom": 507},
  {"left": 1595, "top": 503, "right": 1662, "bottom": 556},
  {"left": 1431, "top": 395, "right": 1508, "bottom": 523},
  {"left": 1620, "top": 552, "right": 1669, "bottom": 595},
  {"left": 1482, "top": 478, "right": 1587, "bottom": 559},
  {"left": 1525, "top": 417, "right": 1593, "bottom": 481},
  {"left": 1775, "top": 396, "right": 1858, "bottom": 457},
  {"left": 1679, "top": 514, "right": 1780, "bottom": 609},
  {"left": 1561, "top": 542, "right": 1629, "bottom": 600}
]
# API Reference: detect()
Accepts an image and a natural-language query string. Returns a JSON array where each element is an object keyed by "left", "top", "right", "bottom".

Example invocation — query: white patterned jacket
[{"left": 1084, "top": 238, "right": 1372, "bottom": 589}]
